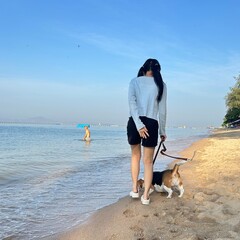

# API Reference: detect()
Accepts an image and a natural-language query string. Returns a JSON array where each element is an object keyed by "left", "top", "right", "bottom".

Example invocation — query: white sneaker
[
  {"left": 141, "top": 195, "right": 150, "bottom": 205},
  {"left": 130, "top": 191, "right": 139, "bottom": 198}
]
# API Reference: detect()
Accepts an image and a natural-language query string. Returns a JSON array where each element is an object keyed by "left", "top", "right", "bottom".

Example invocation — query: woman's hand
[
  {"left": 139, "top": 127, "right": 149, "bottom": 138},
  {"left": 160, "top": 135, "right": 167, "bottom": 142}
]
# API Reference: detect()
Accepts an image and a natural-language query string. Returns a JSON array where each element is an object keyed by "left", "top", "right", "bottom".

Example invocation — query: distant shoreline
[{"left": 0, "top": 121, "right": 216, "bottom": 129}]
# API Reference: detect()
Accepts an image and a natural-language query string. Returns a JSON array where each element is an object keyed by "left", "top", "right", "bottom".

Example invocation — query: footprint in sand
[
  {"left": 130, "top": 225, "right": 144, "bottom": 239},
  {"left": 109, "top": 234, "right": 118, "bottom": 240},
  {"left": 194, "top": 191, "right": 220, "bottom": 203},
  {"left": 123, "top": 209, "right": 135, "bottom": 218}
]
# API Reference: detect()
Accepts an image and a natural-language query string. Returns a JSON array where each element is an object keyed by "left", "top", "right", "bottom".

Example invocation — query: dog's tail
[
  {"left": 171, "top": 164, "right": 180, "bottom": 176},
  {"left": 171, "top": 151, "right": 197, "bottom": 175}
]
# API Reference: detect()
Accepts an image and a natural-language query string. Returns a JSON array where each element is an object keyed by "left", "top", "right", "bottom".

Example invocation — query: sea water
[{"left": 0, "top": 124, "right": 209, "bottom": 239}]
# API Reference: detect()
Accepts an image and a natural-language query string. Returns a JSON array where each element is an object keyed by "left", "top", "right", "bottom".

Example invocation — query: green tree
[
  {"left": 223, "top": 74, "right": 240, "bottom": 126},
  {"left": 225, "top": 75, "right": 240, "bottom": 109}
]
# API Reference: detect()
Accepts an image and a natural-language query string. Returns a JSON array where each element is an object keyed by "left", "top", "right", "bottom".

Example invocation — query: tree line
[{"left": 223, "top": 74, "right": 240, "bottom": 127}]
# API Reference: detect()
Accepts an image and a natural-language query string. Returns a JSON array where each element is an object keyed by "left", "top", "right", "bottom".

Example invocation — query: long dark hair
[{"left": 137, "top": 58, "right": 164, "bottom": 102}]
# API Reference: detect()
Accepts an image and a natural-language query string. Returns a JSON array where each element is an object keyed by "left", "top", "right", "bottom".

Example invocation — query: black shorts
[{"left": 127, "top": 116, "right": 158, "bottom": 147}]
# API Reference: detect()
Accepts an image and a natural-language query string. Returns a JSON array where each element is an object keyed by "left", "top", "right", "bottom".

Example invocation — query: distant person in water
[{"left": 83, "top": 126, "right": 91, "bottom": 141}]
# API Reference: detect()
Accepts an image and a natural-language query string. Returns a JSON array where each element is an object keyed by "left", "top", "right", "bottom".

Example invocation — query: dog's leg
[
  {"left": 149, "top": 185, "right": 155, "bottom": 195},
  {"left": 177, "top": 185, "right": 184, "bottom": 197},
  {"left": 163, "top": 185, "right": 173, "bottom": 198}
]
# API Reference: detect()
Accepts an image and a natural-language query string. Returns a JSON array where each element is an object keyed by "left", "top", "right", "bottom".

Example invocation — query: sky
[{"left": 1, "top": 0, "right": 240, "bottom": 127}]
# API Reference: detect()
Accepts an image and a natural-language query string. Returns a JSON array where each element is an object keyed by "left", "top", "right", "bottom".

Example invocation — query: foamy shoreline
[{"left": 46, "top": 128, "right": 240, "bottom": 240}]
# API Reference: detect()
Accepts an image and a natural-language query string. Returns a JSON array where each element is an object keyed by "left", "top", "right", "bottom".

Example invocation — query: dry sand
[{"left": 48, "top": 129, "right": 240, "bottom": 240}]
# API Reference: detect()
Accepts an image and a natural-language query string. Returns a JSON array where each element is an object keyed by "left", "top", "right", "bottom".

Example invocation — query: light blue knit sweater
[{"left": 128, "top": 76, "right": 167, "bottom": 136}]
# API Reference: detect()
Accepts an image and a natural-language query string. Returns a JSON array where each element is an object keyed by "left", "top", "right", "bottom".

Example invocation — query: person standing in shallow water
[
  {"left": 83, "top": 126, "right": 91, "bottom": 141},
  {"left": 127, "top": 58, "right": 167, "bottom": 205}
]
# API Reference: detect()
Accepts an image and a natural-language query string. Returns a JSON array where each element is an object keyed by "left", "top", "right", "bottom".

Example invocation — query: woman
[{"left": 127, "top": 58, "right": 167, "bottom": 205}]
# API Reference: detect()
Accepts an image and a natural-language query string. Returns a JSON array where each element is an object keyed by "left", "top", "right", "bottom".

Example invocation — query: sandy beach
[{"left": 48, "top": 128, "right": 240, "bottom": 240}]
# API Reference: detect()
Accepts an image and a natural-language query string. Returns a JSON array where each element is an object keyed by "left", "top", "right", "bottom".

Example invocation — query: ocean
[{"left": 0, "top": 124, "right": 209, "bottom": 239}]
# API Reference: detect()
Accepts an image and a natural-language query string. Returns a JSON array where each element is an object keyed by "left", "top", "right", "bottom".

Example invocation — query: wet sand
[{"left": 47, "top": 128, "right": 240, "bottom": 240}]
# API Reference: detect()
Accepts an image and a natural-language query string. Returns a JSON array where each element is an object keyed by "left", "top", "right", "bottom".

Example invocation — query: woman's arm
[
  {"left": 128, "top": 79, "right": 145, "bottom": 131},
  {"left": 158, "top": 83, "right": 167, "bottom": 136}
]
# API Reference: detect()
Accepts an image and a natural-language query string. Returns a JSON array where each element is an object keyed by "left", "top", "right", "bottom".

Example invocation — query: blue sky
[{"left": 1, "top": 0, "right": 240, "bottom": 127}]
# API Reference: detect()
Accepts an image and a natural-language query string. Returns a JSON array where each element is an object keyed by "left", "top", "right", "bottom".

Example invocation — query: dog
[{"left": 137, "top": 161, "right": 187, "bottom": 198}]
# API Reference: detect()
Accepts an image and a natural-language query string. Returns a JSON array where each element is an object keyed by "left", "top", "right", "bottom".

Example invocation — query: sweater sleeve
[
  {"left": 158, "top": 83, "right": 167, "bottom": 136},
  {"left": 128, "top": 79, "right": 145, "bottom": 131}
]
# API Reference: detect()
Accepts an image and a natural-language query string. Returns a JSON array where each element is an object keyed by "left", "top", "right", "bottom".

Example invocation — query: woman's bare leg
[
  {"left": 143, "top": 147, "right": 155, "bottom": 199},
  {"left": 131, "top": 144, "right": 141, "bottom": 192}
]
